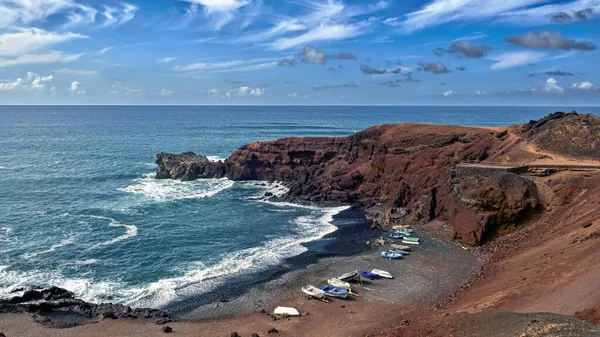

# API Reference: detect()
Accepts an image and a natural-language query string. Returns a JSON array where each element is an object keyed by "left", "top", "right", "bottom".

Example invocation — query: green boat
[{"left": 403, "top": 236, "right": 420, "bottom": 242}]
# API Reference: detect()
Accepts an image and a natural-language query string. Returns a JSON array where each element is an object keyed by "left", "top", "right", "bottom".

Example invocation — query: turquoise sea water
[{"left": 1, "top": 105, "right": 598, "bottom": 308}]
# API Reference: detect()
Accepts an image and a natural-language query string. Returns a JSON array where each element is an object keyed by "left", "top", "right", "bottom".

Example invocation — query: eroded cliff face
[{"left": 155, "top": 112, "right": 599, "bottom": 246}]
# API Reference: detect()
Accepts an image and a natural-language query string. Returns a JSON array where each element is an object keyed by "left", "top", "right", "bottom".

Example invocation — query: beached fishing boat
[
  {"left": 403, "top": 236, "right": 420, "bottom": 242},
  {"left": 337, "top": 270, "right": 359, "bottom": 282},
  {"left": 359, "top": 271, "right": 380, "bottom": 280},
  {"left": 274, "top": 306, "right": 300, "bottom": 316},
  {"left": 391, "top": 244, "right": 412, "bottom": 251},
  {"left": 394, "top": 228, "right": 414, "bottom": 234},
  {"left": 388, "top": 248, "right": 409, "bottom": 255},
  {"left": 401, "top": 240, "right": 420, "bottom": 245},
  {"left": 302, "top": 285, "right": 326, "bottom": 299},
  {"left": 392, "top": 225, "right": 411, "bottom": 230},
  {"left": 320, "top": 285, "right": 349, "bottom": 299},
  {"left": 381, "top": 251, "right": 404, "bottom": 259},
  {"left": 371, "top": 269, "right": 393, "bottom": 279},
  {"left": 327, "top": 278, "right": 352, "bottom": 290},
  {"left": 389, "top": 232, "right": 405, "bottom": 239}
]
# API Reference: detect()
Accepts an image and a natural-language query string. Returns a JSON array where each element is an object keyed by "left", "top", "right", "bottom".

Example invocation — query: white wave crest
[
  {"left": 131, "top": 205, "right": 348, "bottom": 308},
  {"left": 66, "top": 259, "right": 98, "bottom": 266},
  {"left": 118, "top": 173, "right": 234, "bottom": 201},
  {"left": 1, "top": 227, "right": 12, "bottom": 234},
  {"left": 22, "top": 238, "right": 75, "bottom": 259},
  {"left": 206, "top": 156, "right": 226, "bottom": 162},
  {"left": 0, "top": 266, "right": 144, "bottom": 304},
  {"left": 85, "top": 215, "right": 138, "bottom": 246}
]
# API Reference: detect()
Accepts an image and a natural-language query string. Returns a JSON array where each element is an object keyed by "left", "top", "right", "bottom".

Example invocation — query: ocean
[{"left": 1, "top": 105, "right": 598, "bottom": 309}]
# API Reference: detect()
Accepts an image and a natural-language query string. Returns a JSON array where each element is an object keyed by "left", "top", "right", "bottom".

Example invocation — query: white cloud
[
  {"left": 62, "top": 4, "right": 98, "bottom": 29},
  {"left": 288, "top": 92, "right": 298, "bottom": 99},
  {"left": 489, "top": 51, "right": 546, "bottom": 70},
  {"left": 68, "top": 81, "right": 86, "bottom": 95},
  {"left": 269, "top": 23, "right": 366, "bottom": 50},
  {"left": 232, "top": 20, "right": 307, "bottom": 43},
  {"left": 183, "top": 0, "right": 252, "bottom": 31},
  {"left": 571, "top": 81, "right": 597, "bottom": 91},
  {"left": 0, "top": 1, "right": 136, "bottom": 30},
  {"left": 0, "top": 0, "right": 85, "bottom": 29},
  {"left": 99, "top": 3, "right": 138, "bottom": 27},
  {"left": 442, "top": 90, "right": 454, "bottom": 96},
  {"left": 0, "top": 52, "right": 84, "bottom": 68},
  {"left": 498, "top": 0, "right": 600, "bottom": 25},
  {"left": 232, "top": 0, "right": 385, "bottom": 47},
  {"left": 54, "top": 68, "right": 98, "bottom": 76},
  {"left": 398, "top": 0, "right": 549, "bottom": 34},
  {"left": 158, "top": 57, "right": 177, "bottom": 64},
  {"left": 542, "top": 77, "right": 564, "bottom": 93},
  {"left": 160, "top": 89, "right": 175, "bottom": 96},
  {"left": 172, "top": 57, "right": 279, "bottom": 72},
  {"left": 238, "top": 85, "right": 264, "bottom": 96},
  {"left": 99, "top": 46, "right": 113, "bottom": 55},
  {"left": 0, "top": 72, "right": 53, "bottom": 91},
  {"left": 203, "top": 85, "right": 266, "bottom": 98},
  {"left": 475, "top": 90, "right": 487, "bottom": 95},
  {"left": 0, "top": 28, "right": 87, "bottom": 57}
]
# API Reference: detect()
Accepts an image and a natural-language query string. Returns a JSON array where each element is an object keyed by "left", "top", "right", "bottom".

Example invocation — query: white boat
[
  {"left": 327, "top": 278, "right": 351, "bottom": 290},
  {"left": 371, "top": 269, "right": 393, "bottom": 279},
  {"left": 391, "top": 244, "right": 411, "bottom": 251},
  {"left": 302, "top": 285, "right": 325, "bottom": 299},
  {"left": 274, "top": 306, "right": 300, "bottom": 316},
  {"left": 337, "top": 270, "right": 359, "bottom": 281},
  {"left": 401, "top": 240, "right": 420, "bottom": 245}
]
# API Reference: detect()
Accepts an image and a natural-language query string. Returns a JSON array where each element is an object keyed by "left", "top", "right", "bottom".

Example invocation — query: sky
[{"left": 0, "top": 0, "right": 599, "bottom": 105}]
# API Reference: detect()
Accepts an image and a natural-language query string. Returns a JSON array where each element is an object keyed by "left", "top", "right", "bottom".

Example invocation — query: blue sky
[{"left": 0, "top": 0, "right": 599, "bottom": 105}]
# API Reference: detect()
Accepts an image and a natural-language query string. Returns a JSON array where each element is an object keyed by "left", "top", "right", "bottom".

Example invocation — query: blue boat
[
  {"left": 388, "top": 248, "right": 410, "bottom": 255},
  {"left": 320, "top": 285, "right": 349, "bottom": 299},
  {"left": 381, "top": 251, "right": 404, "bottom": 259},
  {"left": 389, "top": 232, "right": 405, "bottom": 239},
  {"left": 359, "top": 271, "right": 380, "bottom": 280}
]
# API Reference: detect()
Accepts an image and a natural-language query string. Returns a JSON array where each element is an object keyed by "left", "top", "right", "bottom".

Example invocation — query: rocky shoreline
[
  {"left": 156, "top": 112, "right": 598, "bottom": 247},
  {"left": 2, "top": 111, "right": 598, "bottom": 336},
  {"left": 0, "top": 286, "right": 171, "bottom": 329}
]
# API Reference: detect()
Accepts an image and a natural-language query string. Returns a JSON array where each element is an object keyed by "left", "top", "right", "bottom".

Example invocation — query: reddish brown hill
[{"left": 156, "top": 111, "right": 598, "bottom": 247}]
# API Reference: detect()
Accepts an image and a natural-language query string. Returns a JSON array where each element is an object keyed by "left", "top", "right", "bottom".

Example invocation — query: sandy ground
[{"left": 0, "top": 231, "right": 478, "bottom": 337}]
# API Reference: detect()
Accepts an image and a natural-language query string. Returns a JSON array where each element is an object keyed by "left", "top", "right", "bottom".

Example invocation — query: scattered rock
[
  {"left": 155, "top": 318, "right": 173, "bottom": 325},
  {"left": 230, "top": 332, "right": 241, "bottom": 337},
  {"left": 162, "top": 326, "right": 173, "bottom": 333},
  {"left": 0, "top": 333, "right": 6, "bottom": 337},
  {"left": 251, "top": 333, "right": 260, "bottom": 337},
  {"left": 260, "top": 309, "right": 267, "bottom": 314},
  {"left": 268, "top": 327, "right": 279, "bottom": 334},
  {"left": 583, "top": 222, "right": 592, "bottom": 228}
]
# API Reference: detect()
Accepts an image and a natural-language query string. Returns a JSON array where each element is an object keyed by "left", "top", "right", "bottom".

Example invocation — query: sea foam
[
  {"left": 85, "top": 215, "right": 138, "bottom": 247},
  {"left": 131, "top": 205, "right": 348, "bottom": 308},
  {"left": 118, "top": 173, "right": 234, "bottom": 201}
]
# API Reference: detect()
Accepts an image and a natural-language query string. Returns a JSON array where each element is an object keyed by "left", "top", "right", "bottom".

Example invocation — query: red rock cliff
[{"left": 156, "top": 112, "right": 600, "bottom": 246}]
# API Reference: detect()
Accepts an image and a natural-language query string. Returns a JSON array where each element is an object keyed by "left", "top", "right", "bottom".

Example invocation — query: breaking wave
[
  {"left": 118, "top": 173, "right": 234, "bottom": 201},
  {"left": 130, "top": 205, "right": 348, "bottom": 308}
]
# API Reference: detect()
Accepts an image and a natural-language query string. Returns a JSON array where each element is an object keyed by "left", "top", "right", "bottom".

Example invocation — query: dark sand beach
[{"left": 0, "top": 227, "right": 479, "bottom": 337}]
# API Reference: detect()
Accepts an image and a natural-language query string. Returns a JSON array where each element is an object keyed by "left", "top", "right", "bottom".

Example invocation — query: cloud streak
[{"left": 505, "top": 30, "right": 596, "bottom": 50}]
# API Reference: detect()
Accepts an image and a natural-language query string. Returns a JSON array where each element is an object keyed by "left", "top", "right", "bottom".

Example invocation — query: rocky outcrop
[
  {"left": 156, "top": 112, "right": 597, "bottom": 246},
  {"left": 519, "top": 111, "right": 600, "bottom": 159},
  {"left": 155, "top": 152, "right": 226, "bottom": 181},
  {"left": 1, "top": 287, "right": 170, "bottom": 328},
  {"left": 450, "top": 172, "right": 539, "bottom": 246}
]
